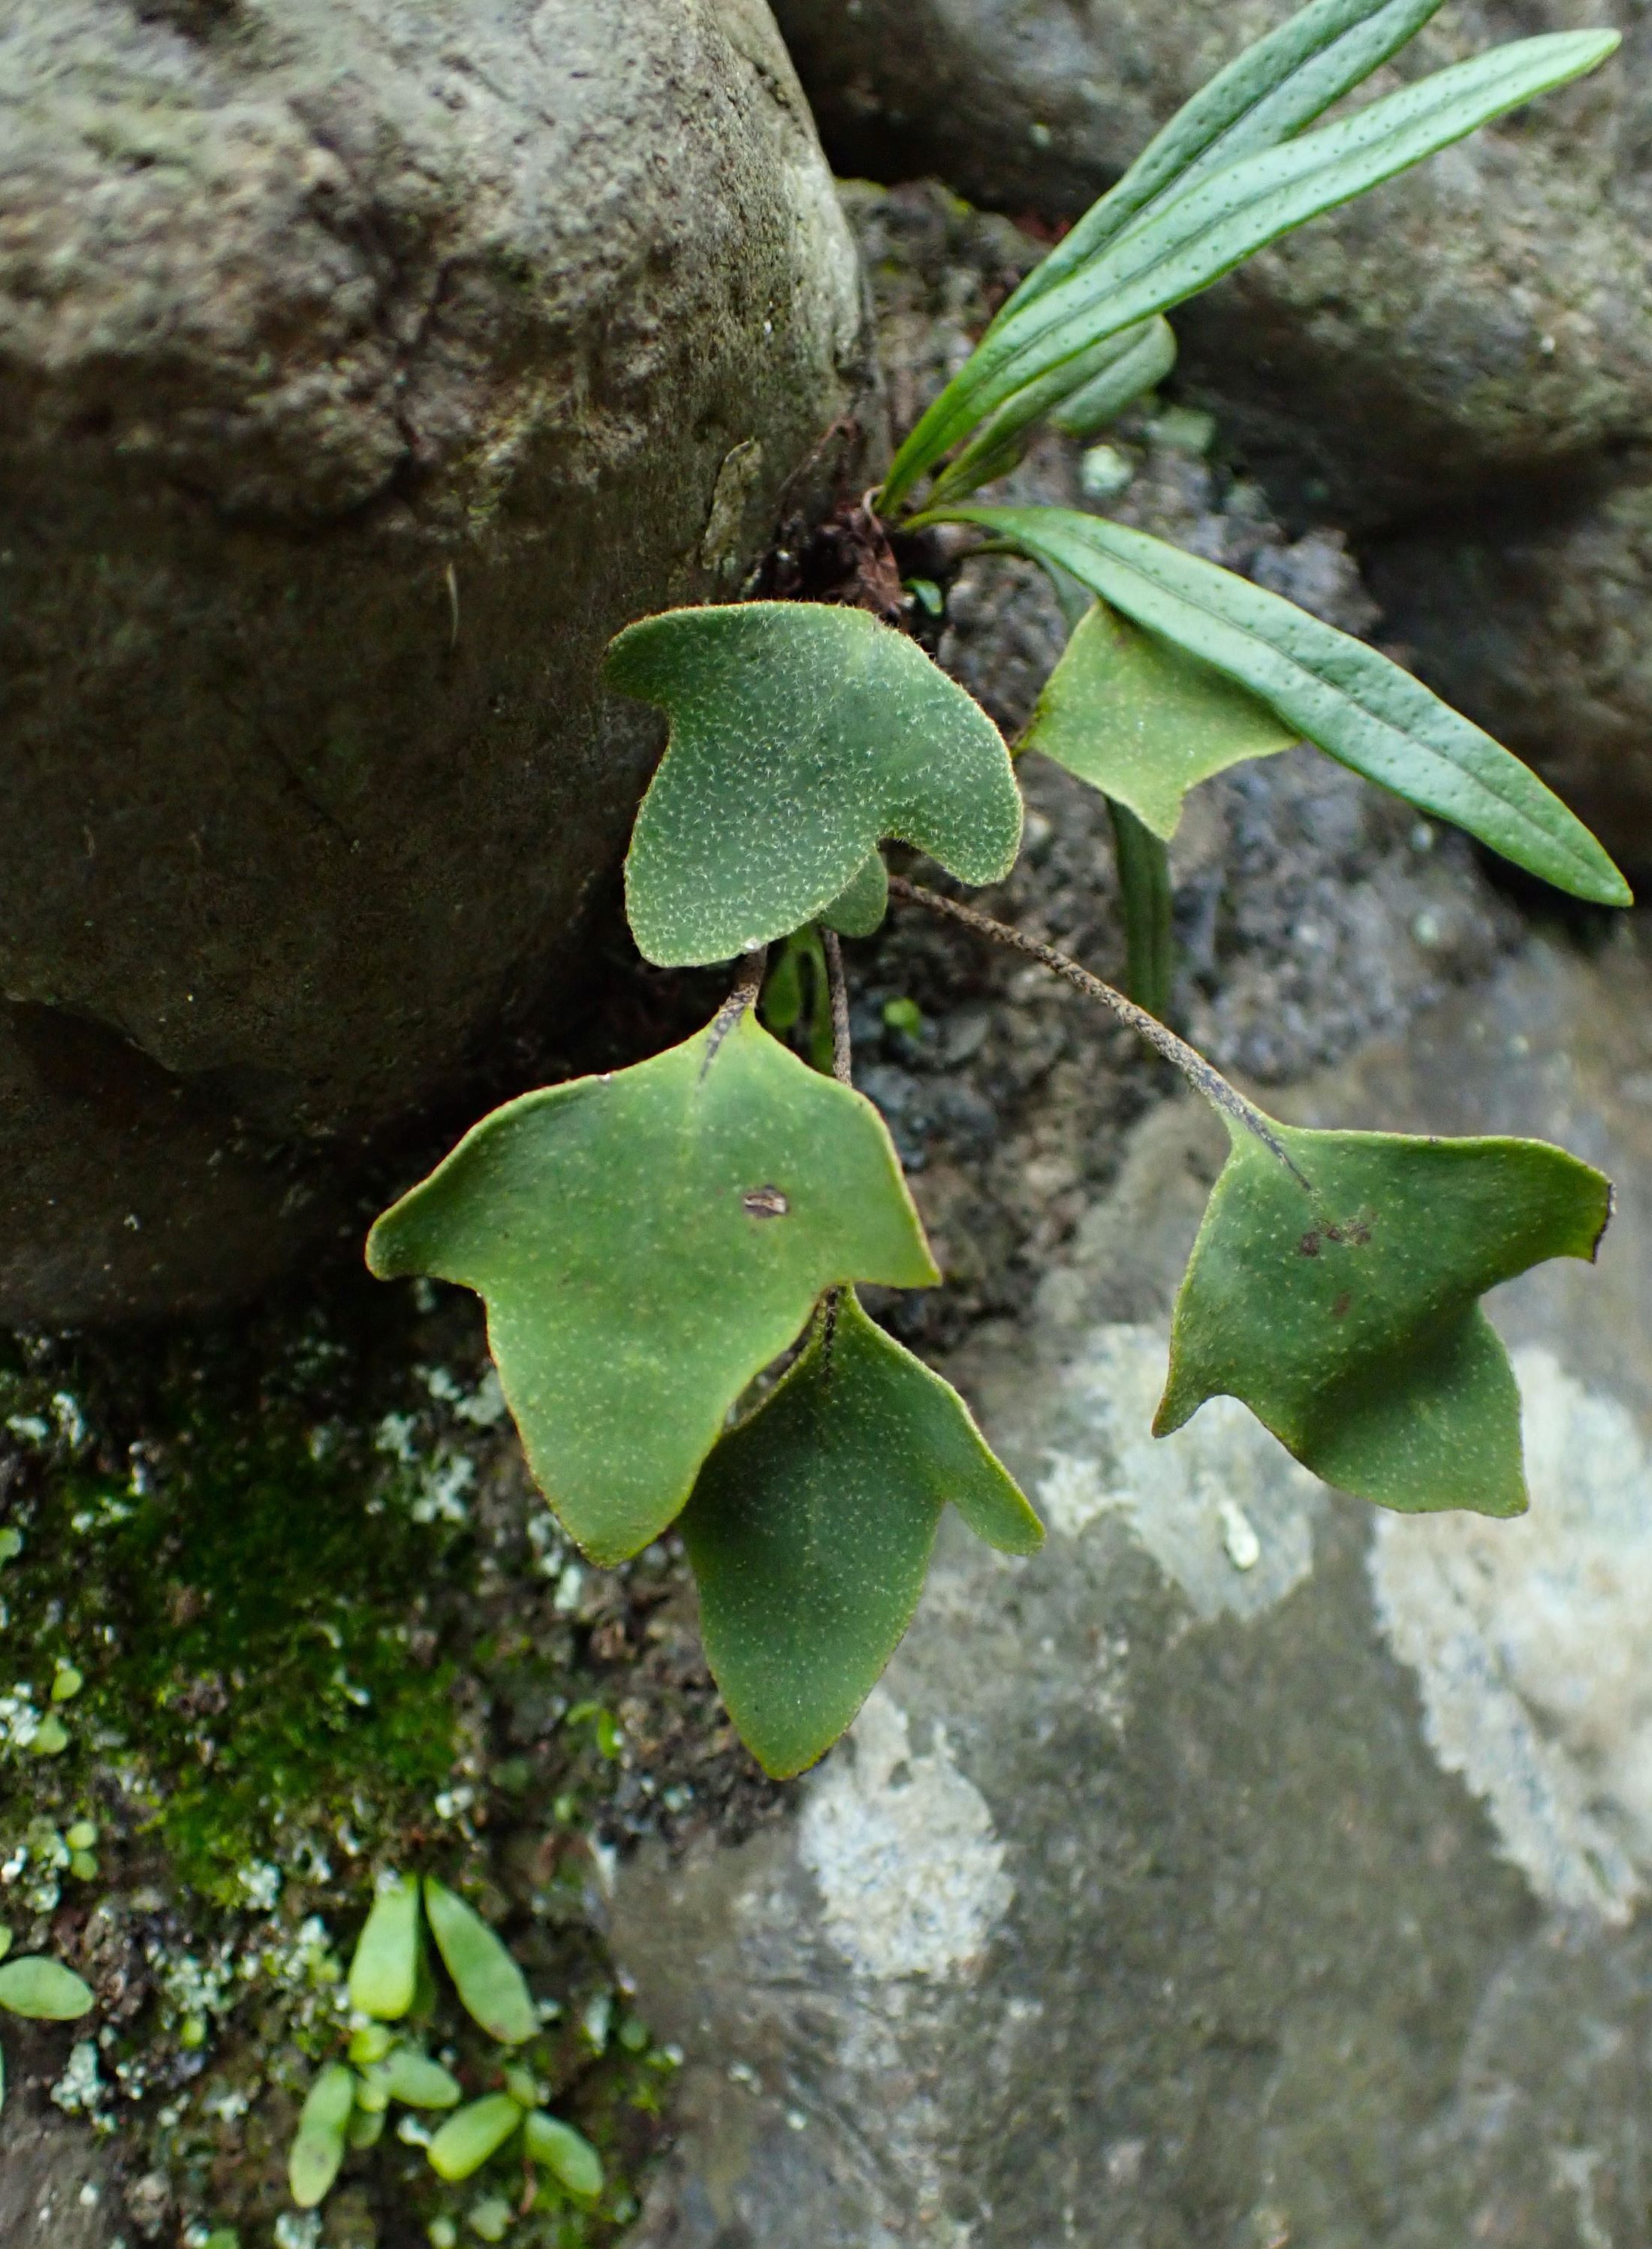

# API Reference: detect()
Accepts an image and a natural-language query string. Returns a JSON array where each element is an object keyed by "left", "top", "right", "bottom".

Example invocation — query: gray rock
[
  {"left": 777, "top": 0, "right": 1649, "bottom": 524},
  {"left": 0, "top": 0, "right": 868, "bottom": 1321},
  {"left": 0, "top": 2030, "right": 116, "bottom": 2249},
  {"left": 1369, "top": 469, "right": 1652, "bottom": 883},
  {"left": 613, "top": 915, "right": 1652, "bottom": 2249}
]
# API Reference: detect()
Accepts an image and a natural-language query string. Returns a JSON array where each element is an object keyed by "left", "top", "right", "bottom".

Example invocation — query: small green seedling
[{"left": 289, "top": 1871, "right": 601, "bottom": 2216}]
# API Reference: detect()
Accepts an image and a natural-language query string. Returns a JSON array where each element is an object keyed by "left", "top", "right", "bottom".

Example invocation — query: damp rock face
[
  {"left": 613, "top": 919, "right": 1652, "bottom": 2249},
  {"left": 0, "top": 0, "right": 868, "bottom": 1322}
]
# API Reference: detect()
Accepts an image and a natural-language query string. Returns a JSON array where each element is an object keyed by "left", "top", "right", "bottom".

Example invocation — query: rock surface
[
  {"left": 614, "top": 913, "right": 1652, "bottom": 2249},
  {"left": 1370, "top": 467, "right": 1652, "bottom": 888},
  {"left": 778, "top": 4, "right": 1652, "bottom": 872},
  {"left": 777, "top": 0, "right": 1645, "bottom": 520},
  {"left": 0, "top": 0, "right": 868, "bottom": 1322}
]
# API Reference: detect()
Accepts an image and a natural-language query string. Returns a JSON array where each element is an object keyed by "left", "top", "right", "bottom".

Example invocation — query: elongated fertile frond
[
  {"left": 936, "top": 505, "right": 1631, "bottom": 906},
  {"left": 883, "top": 28, "right": 1616, "bottom": 505}
]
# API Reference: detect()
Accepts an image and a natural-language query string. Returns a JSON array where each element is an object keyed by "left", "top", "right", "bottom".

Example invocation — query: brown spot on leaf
[
  {"left": 1298, "top": 1230, "right": 1321, "bottom": 1258},
  {"left": 742, "top": 1186, "right": 789, "bottom": 1219},
  {"left": 1331, "top": 1292, "right": 1352, "bottom": 1319}
]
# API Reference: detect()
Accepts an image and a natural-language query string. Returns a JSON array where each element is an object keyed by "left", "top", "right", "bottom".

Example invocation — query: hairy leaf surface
[
  {"left": 368, "top": 1011, "right": 937, "bottom": 1563},
  {"left": 884, "top": 30, "right": 1615, "bottom": 503},
  {"left": 818, "top": 851, "right": 889, "bottom": 938},
  {"left": 1158, "top": 1117, "right": 1612, "bottom": 1515},
  {"left": 682, "top": 1292, "right": 1042, "bottom": 1778},
  {"left": 610, "top": 604, "right": 1020, "bottom": 965},
  {"left": 948, "top": 508, "right": 1630, "bottom": 903},
  {"left": 1023, "top": 600, "right": 1298, "bottom": 836}
]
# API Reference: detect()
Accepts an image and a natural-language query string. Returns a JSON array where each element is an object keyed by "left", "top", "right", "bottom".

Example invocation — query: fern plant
[{"left": 369, "top": 0, "right": 1629, "bottom": 1780}]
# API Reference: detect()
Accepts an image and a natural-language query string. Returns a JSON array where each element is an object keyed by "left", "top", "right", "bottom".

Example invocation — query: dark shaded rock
[
  {"left": 0, "top": 0, "right": 870, "bottom": 1321},
  {"left": 1370, "top": 466, "right": 1652, "bottom": 883},
  {"left": 776, "top": 0, "right": 1649, "bottom": 524}
]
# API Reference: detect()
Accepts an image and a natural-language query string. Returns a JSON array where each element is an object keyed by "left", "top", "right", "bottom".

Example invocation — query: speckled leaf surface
[
  {"left": 681, "top": 1292, "right": 1042, "bottom": 1777},
  {"left": 948, "top": 507, "right": 1631, "bottom": 905},
  {"left": 423, "top": 1877, "right": 537, "bottom": 2046},
  {"left": 610, "top": 604, "right": 1020, "bottom": 966},
  {"left": 927, "top": 318, "right": 1172, "bottom": 503},
  {"left": 367, "top": 1011, "right": 937, "bottom": 1563},
  {"left": 1022, "top": 601, "right": 1297, "bottom": 837},
  {"left": 1157, "top": 1117, "right": 1612, "bottom": 1515},
  {"left": 1008, "top": 0, "right": 1449, "bottom": 315}
]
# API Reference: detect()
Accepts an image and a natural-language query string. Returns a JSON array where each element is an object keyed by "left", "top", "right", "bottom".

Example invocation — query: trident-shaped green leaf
[
  {"left": 609, "top": 603, "right": 1021, "bottom": 966},
  {"left": 682, "top": 1291, "right": 1042, "bottom": 1777},
  {"left": 1157, "top": 1116, "right": 1612, "bottom": 1515},
  {"left": 367, "top": 1010, "right": 938, "bottom": 1563}
]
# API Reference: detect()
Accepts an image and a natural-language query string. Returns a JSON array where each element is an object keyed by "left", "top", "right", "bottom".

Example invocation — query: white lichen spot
[
  {"left": 50, "top": 2039, "right": 104, "bottom": 2118},
  {"left": 1032, "top": 1324, "right": 1322, "bottom": 1619},
  {"left": 424, "top": 1363, "right": 509, "bottom": 1429},
  {"left": 411, "top": 1451, "right": 474, "bottom": 1525},
  {"left": 0, "top": 1684, "right": 41, "bottom": 1750},
  {"left": 50, "top": 1392, "right": 86, "bottom": 1448},
  {"left": 373, "top": 1412, "right": 418, "bottom": 1465},
  {"left": 800, "top": 1688, "right": 1011, "bottom": 1979},
  {"left": 237, "top": 1859, "right": 282, "bottom": 1912},
  {"left": 1371, "top": 1346, "right": 1652, "bottom": 1925},
  {"left": 527, "top": 1511, "right": 569, "bottom": 1580}
]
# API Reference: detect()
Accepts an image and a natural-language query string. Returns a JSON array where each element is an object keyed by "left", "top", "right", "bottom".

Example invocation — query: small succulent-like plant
[{"left": 287, "top": 1872, "right": 602, "bottom": 2217}]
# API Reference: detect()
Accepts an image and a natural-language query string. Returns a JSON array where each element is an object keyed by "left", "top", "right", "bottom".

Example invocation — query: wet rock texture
[
  {"left": 775, "top": 1, "right": 1652, "bottom": 871},
  {"left": 0, "top": 0, "right": 868, "bottom": 1323},
  {"left": 615, "top": 917, "right": 1652, "bottom": 2249}
]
